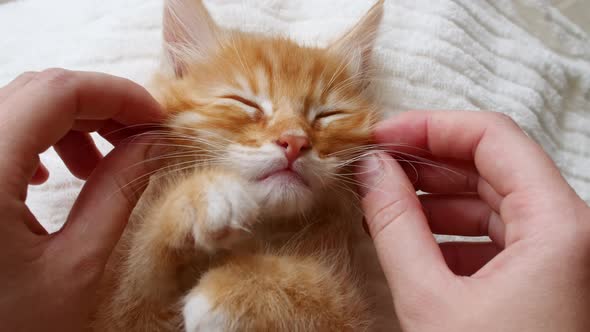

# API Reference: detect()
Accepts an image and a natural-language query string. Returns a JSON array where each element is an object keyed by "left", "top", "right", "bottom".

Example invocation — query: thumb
[
  {"left": 357, "top": 153, "right": 449, "bottom": 291},
  {"left": 51, "top": 138, "right": 160, "bottom": 271}
]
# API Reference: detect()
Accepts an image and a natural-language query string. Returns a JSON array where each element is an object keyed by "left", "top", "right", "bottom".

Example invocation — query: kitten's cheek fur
[{"left": 291, "top": 157, "right": 329, "bottom": 190}]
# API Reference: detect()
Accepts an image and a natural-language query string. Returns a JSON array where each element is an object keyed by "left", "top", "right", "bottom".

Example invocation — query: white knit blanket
[{"left": 0, "top": 0, "right": 589, "bottom": 233}]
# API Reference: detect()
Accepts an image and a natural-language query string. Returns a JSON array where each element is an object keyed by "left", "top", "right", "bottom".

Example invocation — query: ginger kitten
[{"left": 94, "top": 0, "right": 399, "bottom": 331}]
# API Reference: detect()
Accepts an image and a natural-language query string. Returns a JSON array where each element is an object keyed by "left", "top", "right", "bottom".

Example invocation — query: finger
[
  {"left": 358, "top": 152, "right": 451, "bottom": 294},
  {"left": 71, "top": 119, "right": 108, "bottom": 132},
  {"left": 52, "top": 138, "right": 159, "bottom": 270},
  {"left": 0, "top": 198, "right": 48, "bottom": 243},
  {"left": 375, "top": 111, "right": 567, "bottom": 197},
  {"left": 98, "top": 122, "right": 130, "bottom": 146},
  {"left": 0, "top": 69, "right": 164, "bottom": 199},
  {"left": 54, "top": 131, "right": 103, "bottom": 180},
  {"left": 439, "top": 242, "right": 500, "bottom": 276},
  {"left": 398, "top": 158, "right": 479, "bottom": 193},
  {"left": 420, "top": 194, "right": 505, "bottom": 246},
  {"left": 70, "top": 119, "right": 159, "bottom": 148},
  {"left": 71, "top": 119, "right": 162, "bottom": 146},
  {"left": 98, "top": 121, "right": 161, "bottom": 146},
  {"left": 477, "top": 177, "right": 503, "bottom": 212},
  {"left": 0, "top": 71, "right": 38, "bottom": 102},
  {"left": 29, "top": 162, "right": 49, "bottom": 185}
]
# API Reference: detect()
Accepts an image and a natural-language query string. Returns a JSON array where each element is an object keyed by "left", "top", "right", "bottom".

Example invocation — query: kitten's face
[{"left": 155, "top": 0, "right": 383, "bottom": 216}]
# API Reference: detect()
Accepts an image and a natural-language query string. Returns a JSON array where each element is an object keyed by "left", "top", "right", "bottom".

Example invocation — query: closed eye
[
  {"left": 315, "top": 110, "right": 345, "bottom": 119},
  {"left": 313, "top": 110, "right": 352, "bottom": 127},
  {"left": 221, "top": 94, "right": 263, "bottom": 111}
]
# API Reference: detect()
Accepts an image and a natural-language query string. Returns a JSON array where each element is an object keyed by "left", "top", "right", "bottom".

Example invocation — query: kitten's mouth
[{"left": 257, "top": 168, "right": 307, "bottom": 186}]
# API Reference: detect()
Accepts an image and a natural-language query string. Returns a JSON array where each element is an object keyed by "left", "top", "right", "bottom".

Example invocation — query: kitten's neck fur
[{"left": 251, "top": 184, "right": 364, "bottom": 250}]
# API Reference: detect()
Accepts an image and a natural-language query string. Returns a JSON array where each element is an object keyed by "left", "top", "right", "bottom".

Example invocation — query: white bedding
[{"left": 0, "top": 0, "right": 589, "bottom": 232}]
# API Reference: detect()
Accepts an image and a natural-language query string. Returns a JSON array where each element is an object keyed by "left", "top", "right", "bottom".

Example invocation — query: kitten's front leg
[
  {"left": 98, "top": 170, "right": 260, "bottom": 331},
  {"left": 184, "top": 173, "right": 260, "bottom": 252},
  {"left": 137, "top": 170, "right": 260, "bottom": 254}
]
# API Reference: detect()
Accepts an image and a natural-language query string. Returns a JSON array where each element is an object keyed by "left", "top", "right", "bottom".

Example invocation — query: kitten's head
[{"left": 154, "top": 0, "right": 384, "bottom": 216}]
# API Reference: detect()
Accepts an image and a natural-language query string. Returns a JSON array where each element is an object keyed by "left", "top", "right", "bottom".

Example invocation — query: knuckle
[
  {"left": 504, "top": 191, "right": 560, "bottom": 225},
  {"left": 17, "top": 71, "right": 38, "bottom": 81},
  {"left": 368, "top": 196, "right": 418, "bottom": 238},
  {"left": 463, "top": 172, "right": 479, "bottom": 192},
  {"left": 68, "top": 254, "right": 104, "bottom": 284},
  {"left": 36, "top": 68, "right": 75, "bottom": 88}
]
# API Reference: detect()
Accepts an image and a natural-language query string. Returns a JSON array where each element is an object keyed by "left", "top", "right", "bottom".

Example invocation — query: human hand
[
  {"left": 358, "top": 111, "right": 590, "bottom": 331},
  {"left": 0, "top": 69, "right": 164, "bottom": 331}
]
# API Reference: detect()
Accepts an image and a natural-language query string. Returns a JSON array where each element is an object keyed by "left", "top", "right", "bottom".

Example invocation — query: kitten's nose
[{"left": 277, "top": 134, "right": 311, "bottom": 163}]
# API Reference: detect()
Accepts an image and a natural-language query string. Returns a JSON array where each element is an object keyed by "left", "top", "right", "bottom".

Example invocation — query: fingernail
[{"left": 357, "top": 153, "right": 384, "bottom": 197}]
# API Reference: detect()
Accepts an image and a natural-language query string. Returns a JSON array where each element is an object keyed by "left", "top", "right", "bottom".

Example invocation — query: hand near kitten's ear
[
  {"left": 0, "top": 69, "right": 165, "bottom": 331},
  {"left": 357, "top": 111, "right": 590, "bottom": 332}
]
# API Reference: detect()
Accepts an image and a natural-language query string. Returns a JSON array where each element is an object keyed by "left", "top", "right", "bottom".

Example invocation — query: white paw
[
  {"left": 193, "top": 178, "right": 259, "bottom": 251},
  {"left": 183, "top": 293, "right": 227, "bottom": 332}
]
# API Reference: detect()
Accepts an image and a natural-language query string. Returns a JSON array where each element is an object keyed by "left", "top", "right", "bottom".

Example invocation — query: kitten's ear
[
  {"left": 163, "top": 0, "right": 220, "bottom": 77},
  {"left": 328, "top": 0, "right": 384, "bottom": 78}
]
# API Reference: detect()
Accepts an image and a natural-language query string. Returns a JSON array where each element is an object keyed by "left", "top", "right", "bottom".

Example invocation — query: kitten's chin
[{"left": 254, "top": 175, "right": 314, "bottom": 217}]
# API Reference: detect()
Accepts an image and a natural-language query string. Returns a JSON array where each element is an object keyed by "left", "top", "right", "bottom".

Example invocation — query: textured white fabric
[{"left": 0, "top": 0, "right": 589, "bottom": 232}]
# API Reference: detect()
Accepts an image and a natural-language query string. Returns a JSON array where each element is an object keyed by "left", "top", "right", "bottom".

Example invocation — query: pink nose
[{"left": 276, "top": 134, "right": 311, "bottom": 163}]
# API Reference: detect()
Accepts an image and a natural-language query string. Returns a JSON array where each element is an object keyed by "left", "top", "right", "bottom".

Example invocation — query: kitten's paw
[
  {"left": 183, "top": 292, "right": 227, "bottom": 332},
  {"left": 193, "top": 178, "right": 259, "bottom": 252}
]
